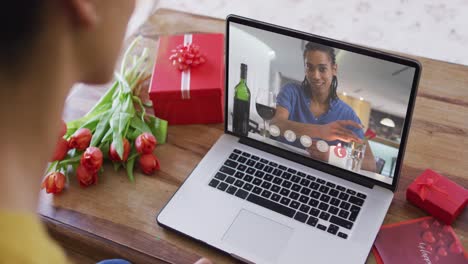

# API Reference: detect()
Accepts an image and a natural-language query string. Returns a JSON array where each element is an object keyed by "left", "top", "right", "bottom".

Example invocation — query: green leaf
[
  {"left": 123, "top": 94, "right": 136, "bottom": 116},
  {"left": 45, "top": 161, "right": 59, "bottom": 175},
  {"left": 146, "top": 115, "right": 168, "bottom": 144},
  {"left": 128, "top": 152, "right": 139, "bottom": 161},
  {"left": 126, "top": 156, "right": 136, "bottom": 183},
  {"left": 128, "top": 114, "right": 151, "bottom": 141},
  {"left": 101, "top": 129, "right": 113, "bottom": 145},
  {"left": 57, "top": 154, "right": 82, "bottom": 166},
  {"left": 110, "top": 111, "right": 133, "bottom": 159},
  {"left": 66, "top": 117, "right": 88, "bottom": 135},
  {"left": 113, "top": 162, "right": 121, "bottom": 171},
  {"left": 119, "top": 113, "right": 133, "bottom": 135},
  {"left": 120, "top": 94, "right": 137, "bottom": 139},
  {"left": 66, "top": 112, "right": 104, "bottom": 138},
  {"left": 130, "top": 115, "right": 151, "bottom": 134},
  {"left": 115, "top": 72, "right": 132, "bottom": 95},
  {"left": 108, "top": 95, "right": 131, "bottom": 159},
  {"left": 110, "top": 115, "right": 124, "bottom": 159},
  {"left": 71, "top": 163, "right": 79, "bottom": 176},
  {"left": 63, "top": 167, "right": 70, "bottom": 184},
  {"left": 127, "top": 127, "right": 139, "bottom": 141},
  {"left": 100, "top": 142, "right": 110, "bottom": 159},
  {"left": 86, "top": 82, "right": 118, "bottom": 117},
  {"left": 120, "top": 36, "right": 142, "bottom": 75},
  {"left": 66, "top": 82, "right": 118, "bottom": 135},
  {"left": 80, "top": 119, "right": 100, "bottom": 133},
  {"left": 125, "top": 143, "right": 138, "bottom": 182},
  {"left": 142, "top": 101, "right": 153, "bottom": 108},
  {"left": 132, "top": 96, "right": 146, "bottom": 119},
  {"left": 90, "top": 110, "right": 112, "bottom": 147}
]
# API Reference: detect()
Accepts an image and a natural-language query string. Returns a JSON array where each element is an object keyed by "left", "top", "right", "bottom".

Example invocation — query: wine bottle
[{"left": 233, "top": 63, "right": 251, "bottom": 136}]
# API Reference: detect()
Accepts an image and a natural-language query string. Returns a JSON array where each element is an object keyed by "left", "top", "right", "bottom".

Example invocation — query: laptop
[{"left": 158, "top": 15, "right": 421, "bottom": 264}]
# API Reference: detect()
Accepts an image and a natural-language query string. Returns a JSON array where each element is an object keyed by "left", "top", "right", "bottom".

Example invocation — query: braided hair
[{"left": 301, "top": 42, "right": 339, "bottom": 103}]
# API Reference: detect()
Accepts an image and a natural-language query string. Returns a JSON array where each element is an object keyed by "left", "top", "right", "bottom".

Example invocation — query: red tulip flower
[
  {"left": 76, "top": 165, "right": 98, "bottom": 187},
  {"left": 51, "top": 137, "right": 69, "bottom": 161},
  {"left": 41, "top": 172, "right": 66, "bottom": 194},
  {"left": 69, "top": 128, "right": 92, "bottom": 151},
  {"left": 109, "top": 138, "right": 131, "bottom": 162},
  {"left": 135, "top": 132, "right": 157, "bottom": 154},
  {"left": 80, "top": 147, "right": 103, "bottom": 173},
  {"left": 139, "top": 153, "right": 160, "bottom": 175}
]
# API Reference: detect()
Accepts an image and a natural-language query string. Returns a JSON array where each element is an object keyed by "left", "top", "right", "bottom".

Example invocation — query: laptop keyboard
[{"left": 208, "top": 149, "right": 368, "bottom": 240}]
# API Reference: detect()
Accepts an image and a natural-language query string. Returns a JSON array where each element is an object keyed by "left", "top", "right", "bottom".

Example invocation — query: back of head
[{"left": 0, "top": 1, "right": 43, "bottom": 72}]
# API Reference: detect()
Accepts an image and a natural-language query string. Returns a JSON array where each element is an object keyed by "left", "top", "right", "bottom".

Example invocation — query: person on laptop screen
[{"left": 272, "top": 42, "right": 376, "bottom": 172}]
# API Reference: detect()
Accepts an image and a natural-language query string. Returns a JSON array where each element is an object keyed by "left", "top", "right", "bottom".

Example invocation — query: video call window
[{"left": 228, "top": 22, "right": 416, "bottom": 184}]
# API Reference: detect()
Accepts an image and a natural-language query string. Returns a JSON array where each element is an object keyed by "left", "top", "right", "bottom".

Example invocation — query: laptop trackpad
[{"left": 222, "top": 209, "right": 293, "bottom": 263}]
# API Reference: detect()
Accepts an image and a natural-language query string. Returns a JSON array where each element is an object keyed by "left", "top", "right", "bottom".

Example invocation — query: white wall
[
  {"left": 228, "top": 23, "right": 275, "bottom": 127},
  {"left": 231, "top": 25, "right": 304, "bottom": 93},
  {"left": 337, "top": 52, "right": 415, "bottom": 118}
]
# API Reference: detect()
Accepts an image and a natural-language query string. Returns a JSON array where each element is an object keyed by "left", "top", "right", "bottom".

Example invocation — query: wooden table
[{"left": 39, "top": 8, "right": 468, "bottom": 264}]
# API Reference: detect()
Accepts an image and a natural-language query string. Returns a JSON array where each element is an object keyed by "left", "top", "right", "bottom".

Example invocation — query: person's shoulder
[
  {"left": 280, "top": 82, "right": 302, "bottom": 95},
  {"left": 0, "top": 211, "right": 69, "bottom": 263},
  {"left": 281, "top": 82, "right": 301, "bottom": 90}
]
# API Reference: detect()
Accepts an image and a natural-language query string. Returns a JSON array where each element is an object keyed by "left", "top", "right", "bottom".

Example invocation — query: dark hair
[
  {"left": 301, "top": 42, "right": 338, "bottom": 102},
  {"left": 0, "top": 1, "right": 43, "bottom": 70}
]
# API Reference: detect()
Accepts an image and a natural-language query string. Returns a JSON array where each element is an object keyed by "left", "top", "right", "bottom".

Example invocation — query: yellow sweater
[{"left": 0, "top": 211, "right": 68, "bottom": 263}]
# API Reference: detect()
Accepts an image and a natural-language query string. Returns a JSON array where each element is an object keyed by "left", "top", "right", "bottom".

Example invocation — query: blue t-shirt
[{"left": 276, "top": 83, "right": 364, "bottom": 147}]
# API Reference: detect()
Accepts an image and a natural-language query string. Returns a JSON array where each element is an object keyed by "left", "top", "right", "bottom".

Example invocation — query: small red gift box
[
  {"left": 406, "top": 169, "right": 468, "bottom": 225},
  {"left": 149, "top": 33, "right": 224, "bottom": 125}
]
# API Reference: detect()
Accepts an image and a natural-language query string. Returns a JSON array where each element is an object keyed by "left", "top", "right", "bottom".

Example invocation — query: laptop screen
[{"left": 226, "top": 21, "right": 419, "bottom": 186}]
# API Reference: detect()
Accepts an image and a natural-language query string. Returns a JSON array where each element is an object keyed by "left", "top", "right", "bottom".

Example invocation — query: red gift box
[
  {"left": 372, "top": 217, "right": 468, "bottom": 264},
  {"left": 406, "top": 169, "right": 468, "bottom": 225},
  {"left": 149, "top": 33, "right": 224, "bottom": 125}
]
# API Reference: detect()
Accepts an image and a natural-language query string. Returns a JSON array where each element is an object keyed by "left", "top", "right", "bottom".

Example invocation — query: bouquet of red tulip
[{"left": 42, "top": 37, "right": 168, "bottom": 194}]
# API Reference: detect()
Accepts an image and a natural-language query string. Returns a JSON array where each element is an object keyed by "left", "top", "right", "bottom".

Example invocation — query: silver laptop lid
[{"left": 225, "top": 15, "right": 421, "bottom": 192}]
